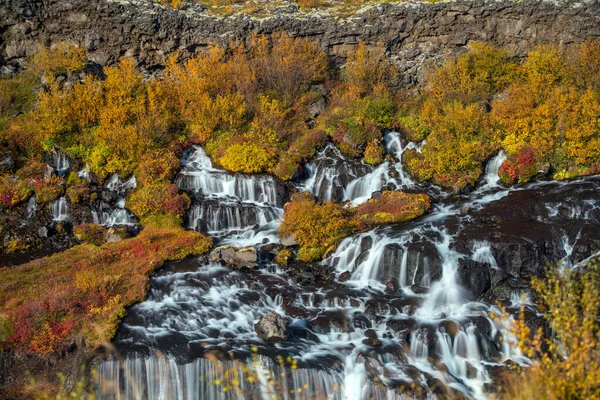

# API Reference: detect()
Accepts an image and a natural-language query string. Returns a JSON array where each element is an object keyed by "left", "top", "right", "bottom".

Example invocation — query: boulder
[
  {"left": 456, "top": 258, "right": 491, "bottom": 300},
  {"left": 280, "top": 234, "right": 297, "bottom": 247},
  {"left": 255, "top": 311, "right": 288, "bottom": 342},
  {"left": 209, "top": 245, "right": 258, "bottom": 268},
  {"left": 0, "top": 155, "right": 15, "bottom": 173},
  {"left": 106, "top": 229, "right": 123, "bottom": 243}
]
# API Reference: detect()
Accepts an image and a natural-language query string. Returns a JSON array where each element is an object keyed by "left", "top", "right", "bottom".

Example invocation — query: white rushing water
[
  {"left": 26, "top": 195, "right": 37, "bottom": 218},
  {"left": 96, "top": 139, "right": 600, "bottom": 400},
  {"left": 52, "top": 150, "right": 70, "bottom": 176},
  {"left": 51, "top": 196, "right": 70, "bottom": 222},
  {"left": 300, "top": 132, "right": 417, "bottom": 206},
  {"left": 175, "top": 147, "right": 283, "bottom": 242}
]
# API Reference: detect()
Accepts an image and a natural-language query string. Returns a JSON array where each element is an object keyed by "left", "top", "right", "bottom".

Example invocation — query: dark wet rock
[
  {"left": 209, "top": 245, "right": 258, "bottom": 269},
  {"left": 296, "top": 272, "right": 316, "bottom": 286},
  {"left": 309, "top": 310, "right": 352, "bottom": 334},
  {"left": 410, "top": 284, "right": 429, "bottom": 294},
  {"left": 338, "top": 270, "right": 351, "bottom": 282},
  {"left": 407, "top": 242, "right": 443, "bottom": 287},
  {"left": 386, "top": 317, "right": 416, "bottom": 334},
  {"left": 352, "top": 313, "right": 372, "bottom": 330},
  {"left": 364, "top": 298, "right": 391, "bottom": 321},
  {"left": 0, "top": 154, "right": 15, "bottom": 173},
  {"left": 37, "top": 227, "right": 48, "bottom": 238},
  {"left": 370, "top": 190, "right": 382, "bottom": 200},
  {"left": 385, "top": 278, "right": 399, "bottom": 293},
  {"left": 106, "top": 229, "right": 123, "bottom": 243},
  {"left": 283, "top": 304, "right": 314, "bottom": 320},
  {"left": 255, "top": 311, "right": 288, "bottom": 342},
  {"left": 100, "top": 190, "right": 116, "bottom": 203},
  {"left": 307, "top": 95, "right": 327, "bottom": 118},
  {"left": 456, "top": 258, "right": 491, "bottom": 299},
  {"left": 362, "top": 337, "right": 382, "bottom": 346}
]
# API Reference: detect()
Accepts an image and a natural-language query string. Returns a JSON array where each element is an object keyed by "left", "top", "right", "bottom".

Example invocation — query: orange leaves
[
  {"left": 506, "top": 258, "right": 600, "bottom": 399},
  {"left": 408, "top": 100, "right": 493, "bottom": 190}
]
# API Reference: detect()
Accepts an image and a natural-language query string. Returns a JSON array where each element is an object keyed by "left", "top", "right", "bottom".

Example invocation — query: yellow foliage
[
  {"left": 29, "top": 43, "right": 86, "bottom": 75},
  {"left": 505, "top": 259, "right": 600, "bottom": 400},
  {"left": 345, "top": 42, "right": 394, "bottom": 97},
  {"left": 219, "top": 142, "right": 276, "bottom": 174},
  {"left": 408, "top": 100, "right": 493, "bottom": 190},
  {"left": 426, "top": 42, "right": 516, "bottom": 104}
]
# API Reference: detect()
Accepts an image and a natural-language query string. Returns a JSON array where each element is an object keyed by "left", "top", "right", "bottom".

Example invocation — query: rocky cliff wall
[{"left": 1, "top": 0, "right": 600, "bottom": 84}]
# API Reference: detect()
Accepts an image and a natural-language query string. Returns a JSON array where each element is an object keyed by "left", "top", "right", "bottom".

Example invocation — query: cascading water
[
  {"left": 299, "top": 132, "right": 419, "bottom": 205},
  {"left": 92, "top": 174, "right": 137, "bottom": 227},
  {"left": 96, "top": 140, "right": 600, "bottom": 399},
  {"left": 52, "top": 150, "right": 70, "bottom": 176},
  {"left": 176, "top": 146, "right": 283, "bottom": 241},
  {"left": 481, "top": 151, "right": 506, "bottom": 189},
  {"left": 51, "top": 196, "right": 70, "bottom": 222},
  {"left": 26, "top": 196, "right": 37, "bottom": 218}
]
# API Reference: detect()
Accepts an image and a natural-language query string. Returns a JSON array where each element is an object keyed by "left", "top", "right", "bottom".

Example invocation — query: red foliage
[{"left": 500, "top": 146, "right": 538, "bottom": 183}]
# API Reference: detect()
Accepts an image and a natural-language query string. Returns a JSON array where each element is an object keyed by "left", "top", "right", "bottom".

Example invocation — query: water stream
[{"left": 96, "top": 135, "right": 600, "bottom": 399}]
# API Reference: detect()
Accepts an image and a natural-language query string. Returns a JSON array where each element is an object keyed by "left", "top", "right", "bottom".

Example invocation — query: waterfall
[
  {"left": 300, "top": 132, "right": 418, "bottom": 206},
  {"left": 471, "top": 241, "right": 499, "bottom": 269},
  {"left": 482, "top": 150, "right": 506, "bottom": 189},
  {"left": 52, "top": 151, "right": 70, "bottom": 176},
  {"left": 26, "top": 196, "right": 37, "bottom": 218},
  {"left": 176, "top": 146, "right": 283, "bottom": 243},
  {"left": 176, "top": 147, "right": 279, "bottom": 206},
  {"left": 105, "top": 174, "right": 137, "bottom": 194},
  {"left": 97, "top": 140, "right": 600, "bottom": 399},
  {"left": 51, "top": 197, "right": 70, "bottom": 222},
  {"left": 78, "top": 164, "right": 91, "bottom": 181},
  {"left": 186, "top": 201, "right": 282, "bottom": 234}
]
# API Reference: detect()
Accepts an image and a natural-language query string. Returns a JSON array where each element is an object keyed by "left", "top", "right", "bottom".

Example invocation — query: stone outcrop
[
  {"left": 2, "top": 0, "right": 600, "bottom": 83},
  {"left": 209, "top": 245, "right": 258, "bottom": 268},
  {"left": 254, "top": 311, "right": 288, "bottom": 342}
]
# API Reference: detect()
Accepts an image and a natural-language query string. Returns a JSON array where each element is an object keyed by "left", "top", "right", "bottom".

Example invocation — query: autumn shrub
[
  {"left": 5, "top": 238, "right": 29, "bottom": 253},
  {"left": 274, "top": 248, "right": 292, "bottom": 267},
  {"left": 34, "top": 181, "right": 63, "bottom": 204},
  {"left": 0, "top": 176, "right": 33, "bottom": 208},
  {"left": 351, "top": 192, "right": 431, "bottom": 229},
  {"left": 498, "top": 146, "right": 539, "bottom": 184},
  {"left": 279, "top": 190, "right": 430, "bottom": 261},
  {"left": 344, "top": 42, "right": 395, "bottom": 97},
  {"left": 504, "top": 258, "right": 600, "bottom": 399},
  {"left": 279, "top": 193, "right": 358, "bottom": 261},
  {"left": 0, "top": 72, "right": 38, "bottom": 131},
  {"left": 426, "top": 42, "right": 516, "bottom": 105},
  {"left": 73, "top": 224, "right": 107, "bottom": 246},
  {"left": 405, "top": 101, "right": 494, "bottom": 190},
  {"left": 0, "top": 216, "right": 212, "bottom": 355},
  {"left": 219, "top": 142, "right": 276, "bottom": 174},
  {"left": 492, "top": 40, "right": 600, "bottom": 184},
  {"left": 363, "top": 138, "right": 385, "bottom": 164},
  {"left": 137, "top": 151, "right": 181, "bottom": 186},
  {"left": 29, "top": 43, "right": 87, "bottom": 76},
  {"left": 66, "top": 184, "right": 90, "bottom": 204},
  {"left": 128, "top": 182, "right": 190, "bottom": 220},
  {"left": 318, "top": 43, "right": 399, "bottom": 160}
]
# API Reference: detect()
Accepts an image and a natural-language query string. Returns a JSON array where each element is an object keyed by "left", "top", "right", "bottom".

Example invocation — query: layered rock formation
[{"left": 2, "top": 0, "right": 600, "bottom": 83}]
